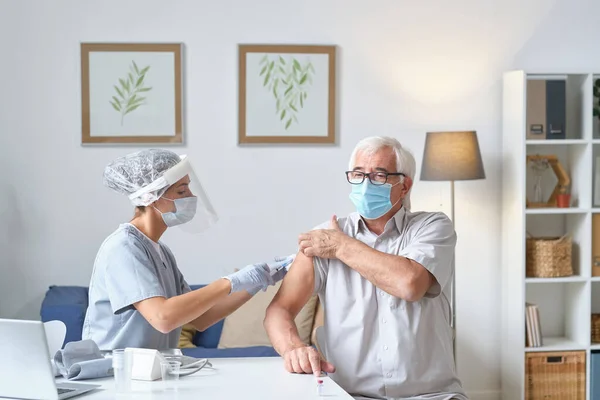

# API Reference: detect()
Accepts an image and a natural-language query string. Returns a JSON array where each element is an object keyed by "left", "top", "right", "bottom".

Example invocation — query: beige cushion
[
  {"left": 218, "top": 282, "right": 318, "bottom": 349},
  {"left": 178, "top": 323, "right": 197, "bottom": 348}
]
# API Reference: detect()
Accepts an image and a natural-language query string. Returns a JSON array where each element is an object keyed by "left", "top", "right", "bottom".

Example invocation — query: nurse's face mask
[
  {"left": 156, "top": 197, "right": 198, "bottom": 227},
  {"left": 153, "top": 177, "right": 199, "bottom": 227}
]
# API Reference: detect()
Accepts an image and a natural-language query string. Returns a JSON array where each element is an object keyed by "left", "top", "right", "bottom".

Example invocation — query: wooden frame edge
[
  {"left": 80, "top": 43, "right": 184, "bottom": 145},
  {"left": 238, "top": 44, "right": 337, "bottom": 145}
]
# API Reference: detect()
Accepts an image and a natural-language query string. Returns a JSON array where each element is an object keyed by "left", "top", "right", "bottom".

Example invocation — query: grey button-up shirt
[{"left": 313, "top": 208, "right": 467, "bottom": 400}]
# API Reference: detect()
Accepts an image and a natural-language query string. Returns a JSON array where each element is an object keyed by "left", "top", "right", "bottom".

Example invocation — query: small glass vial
[{"left": 316, "top": 379, "right": 324, "bottom": 396}]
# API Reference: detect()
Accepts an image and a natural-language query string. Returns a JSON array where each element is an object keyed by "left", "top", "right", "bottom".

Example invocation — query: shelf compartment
[
  {"left": 526, "top": 74, "right": 590, "bottom": 141},
  {"left": 525, "top": 351, "right": 586, "bottom": 399},
  {"left": 593, "top": 214, "right": 600, "bottom": 277},
  {"left": 592, "top": 146, "right": 600, "bottom": 208},
  {"left": 526, "top": 143, "right": 591, "bottom": 209},
  {"left": 590, "top": 282, "right": 600, "bottom": 346},
  {"left": 526, "top": 213, "right": 591, "bottom": 278},
  {"left": 526, "top": 281, "right": 590, "bottom": 350},
  {"left": 593, "top": 75, "right": 600, "bottom": 139}
]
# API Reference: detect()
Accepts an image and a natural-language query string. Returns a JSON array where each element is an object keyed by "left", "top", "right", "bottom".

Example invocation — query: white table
[{"left": 68, "top": 357, "right": 353, "bottom": 399}]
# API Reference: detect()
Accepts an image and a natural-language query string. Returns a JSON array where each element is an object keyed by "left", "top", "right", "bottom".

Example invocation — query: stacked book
[{"left": 526, "top": 303, "right": 543, "bottom": 347}]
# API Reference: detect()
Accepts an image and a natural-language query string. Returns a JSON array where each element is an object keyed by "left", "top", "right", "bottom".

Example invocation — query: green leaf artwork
[
  {"left": 259, "top": 54, "right": 315, "bottom": 130},
  {"left": 109, "top": 61, "right": 152, "bottom": 126}
]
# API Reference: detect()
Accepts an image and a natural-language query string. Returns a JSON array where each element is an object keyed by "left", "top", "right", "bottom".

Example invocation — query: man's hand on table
[{"left": 283, "top": 345, "right": 336, "bottom": 376}]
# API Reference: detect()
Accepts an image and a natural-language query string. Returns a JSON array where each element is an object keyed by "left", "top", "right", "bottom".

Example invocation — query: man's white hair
[{"left": 349, "top": 136, "right": 416, "bottom": 210}]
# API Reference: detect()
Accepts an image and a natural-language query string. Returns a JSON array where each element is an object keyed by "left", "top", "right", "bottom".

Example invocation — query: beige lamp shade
[{"left": 420, "top": 131, "right": 485, "bottom": 181}]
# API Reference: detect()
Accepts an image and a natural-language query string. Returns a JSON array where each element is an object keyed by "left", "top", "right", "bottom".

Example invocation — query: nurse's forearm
[
  {"left": 134, "top": 278, "right": 232, "bottom": 334},
  {"left": 336, "top": 239, "right": 432, "bottom": 302},
  {"left": 189, "top": 290, "right": 252, "bottom": 332}
]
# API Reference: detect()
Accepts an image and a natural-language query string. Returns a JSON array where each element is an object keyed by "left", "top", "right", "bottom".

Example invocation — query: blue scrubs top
[{"left": 82, "top": 223, "right": 191, "bottom": 350}]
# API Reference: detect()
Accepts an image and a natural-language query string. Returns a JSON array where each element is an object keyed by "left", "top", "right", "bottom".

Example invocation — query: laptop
[{"left": 0, "top": 319, "right": 100, "bottom": 400}]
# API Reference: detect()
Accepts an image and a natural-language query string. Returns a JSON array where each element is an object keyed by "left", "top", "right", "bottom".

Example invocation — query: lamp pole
[
  {"left": 450, "top": 180, "right": 456, "bottom": 364},
  {"left": 450, "top": 180, "right": 455, "bottom": 224}
]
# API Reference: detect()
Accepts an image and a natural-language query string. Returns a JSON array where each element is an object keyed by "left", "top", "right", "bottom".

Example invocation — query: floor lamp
[{"left": 419, "top": 130, "right": 486, "bottom": 362}]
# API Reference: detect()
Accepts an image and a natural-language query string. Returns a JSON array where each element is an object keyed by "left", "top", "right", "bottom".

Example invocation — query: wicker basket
[
  {"left": 525, "top": 351, "right": 585, "bottom": 399},
  {"left": 592, "top": 314, "right": 600, "bottom": 343},
  {"left": 526, "top": 234, "right": 572, "bottom": 278}
]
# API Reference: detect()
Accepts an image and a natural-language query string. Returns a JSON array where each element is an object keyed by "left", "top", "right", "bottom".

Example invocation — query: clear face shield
[{"left": 128, "top": 155, "right": 218, "bottom": 234}]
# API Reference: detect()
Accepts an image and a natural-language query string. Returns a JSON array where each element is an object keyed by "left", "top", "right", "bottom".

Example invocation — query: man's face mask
[{"left": 349, "top": 180, "right": 401, "bottom": 220}]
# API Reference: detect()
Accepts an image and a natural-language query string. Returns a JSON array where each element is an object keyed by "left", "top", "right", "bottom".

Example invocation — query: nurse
[{"left": 82, "top": 149, "right": 293, "bottom": 351}]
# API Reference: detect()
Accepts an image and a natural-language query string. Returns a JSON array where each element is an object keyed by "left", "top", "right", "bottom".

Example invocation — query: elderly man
[{"left": 264, "top": 136, "right": 467, "bottom": 400}]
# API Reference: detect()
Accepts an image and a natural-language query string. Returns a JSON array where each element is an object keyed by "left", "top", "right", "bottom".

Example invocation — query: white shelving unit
[{"left": 502, "top": 71, "right": 600, "bottom": 399}]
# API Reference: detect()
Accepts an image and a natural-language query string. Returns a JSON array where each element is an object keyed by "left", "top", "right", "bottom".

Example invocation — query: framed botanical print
[
  {"left": 238, "top": 44, "right": 336, "bottom": 144},
  {"left": 81, "top": 43, "right": 183, "bottom": 144}
]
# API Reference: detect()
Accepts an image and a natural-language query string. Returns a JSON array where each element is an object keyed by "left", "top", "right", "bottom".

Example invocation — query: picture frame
[
  {"left": 238, "top": 44, "right": 336, "bottom": 144},
  {"left": 80, "top": 43, "right": 183, "bottom": 144}
]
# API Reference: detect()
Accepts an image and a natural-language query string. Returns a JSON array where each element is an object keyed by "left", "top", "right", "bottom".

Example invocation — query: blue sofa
[{"left": 40, "top": 285, "right": 279, "bottom": 359}]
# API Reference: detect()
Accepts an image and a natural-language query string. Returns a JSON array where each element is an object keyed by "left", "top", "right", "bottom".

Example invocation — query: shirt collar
[
  {"left": 352, "top": 206, "right": 407, "bottom": 237},
  {"left": 122, "top": 223, "right": 166, "bottom": 264},
  {"left": 123, "top": 223, "right": 159, "bottom": 246}
]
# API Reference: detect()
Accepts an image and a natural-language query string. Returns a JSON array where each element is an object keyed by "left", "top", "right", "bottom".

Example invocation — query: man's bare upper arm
[{"left": 268, "top": 251, "right": 315, "bottom": 318}]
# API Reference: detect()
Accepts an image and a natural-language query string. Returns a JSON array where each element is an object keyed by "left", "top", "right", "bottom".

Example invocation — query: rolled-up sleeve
[
  {"left": 104, "top": 239, "right": 166, "bottom": 314},
  {"left": 179, "top": 275, "right": 191, "bottom": 294},
  {"left": 397, "top": 212, "right": 456, "bottom": 297},
  {"left": 313, "top": 257, "right": 328, "bottom": 295},
  {"left": 310, "top": 221, "right": 332, "bottom": 295}
]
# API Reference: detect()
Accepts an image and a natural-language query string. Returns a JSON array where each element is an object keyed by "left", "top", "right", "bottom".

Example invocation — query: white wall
[{"left": 2, "top": 0, "right": 600, "bottom": 398}]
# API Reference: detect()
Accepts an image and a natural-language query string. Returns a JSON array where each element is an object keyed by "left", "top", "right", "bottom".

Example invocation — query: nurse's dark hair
[{"left": 135, "top": 205, "right": 147, "bottom": 214}]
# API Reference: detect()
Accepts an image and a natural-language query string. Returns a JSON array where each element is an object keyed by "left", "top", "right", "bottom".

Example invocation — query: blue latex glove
[
  {"left": 269, "top": 254, "right": 296, "bottom": 283},
  {"left": 225, "top": 255, "right": 296, "bottom": 296},
  {"left": 224, "top": 263, "right": 271, "bottom": 295},
  {"left": 246, "top": 254, "right": 296, "bottom": 295}
]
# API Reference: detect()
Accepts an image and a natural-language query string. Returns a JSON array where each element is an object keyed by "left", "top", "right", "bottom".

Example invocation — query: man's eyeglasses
[{"left": 345, "top": 170, "right": 405, "bottom": 186}]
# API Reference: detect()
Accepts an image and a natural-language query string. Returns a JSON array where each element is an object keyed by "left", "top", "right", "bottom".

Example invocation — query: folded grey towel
[
  {"left": 53, "top": 339, "right": 113, "bottom": 380},
  {"left": 61, "top": 357, "right": 113, "bottom": 380}
]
